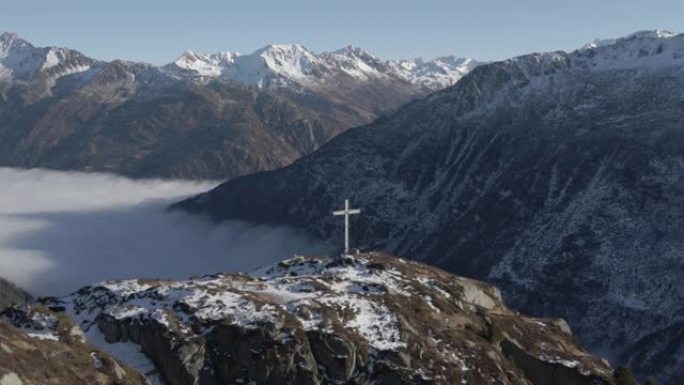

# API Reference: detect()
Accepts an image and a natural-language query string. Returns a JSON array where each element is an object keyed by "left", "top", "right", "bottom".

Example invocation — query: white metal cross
[{"left": 333, "top": 199, "right": 361, "bottom": 254}]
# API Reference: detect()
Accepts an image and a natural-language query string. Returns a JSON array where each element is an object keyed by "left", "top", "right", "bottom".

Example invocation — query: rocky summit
[{"left": 3, "top": 253, "right": 614, "bottom": 385}]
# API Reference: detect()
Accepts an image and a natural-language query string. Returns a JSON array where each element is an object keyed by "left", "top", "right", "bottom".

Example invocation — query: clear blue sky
[{"left": 1, "top": 0, "right": 682, "bottom": 64}]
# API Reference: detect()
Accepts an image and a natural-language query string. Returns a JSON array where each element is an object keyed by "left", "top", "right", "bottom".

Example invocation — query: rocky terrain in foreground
[
  {"left": 0, "top": 315, "right": 147, "bottom": 385},
  {"left": 3, "top": 253, "right": 615, "bottom": 385}
]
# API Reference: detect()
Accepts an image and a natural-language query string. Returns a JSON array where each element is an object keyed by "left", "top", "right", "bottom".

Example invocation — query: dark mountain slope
[
  {"left": 0, "top": 60, "right": 331, "bottom": 178},
  {"left": 177, "top": 31, "right": 684, "bottom": 384}
]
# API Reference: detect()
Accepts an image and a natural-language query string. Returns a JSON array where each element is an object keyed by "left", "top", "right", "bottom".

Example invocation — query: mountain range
[
  {"left": 0, "top": 32, "right": 478, "bottom": 179},
  {"left": 177, "top": 30, "right": 684, "bottom": 384}
]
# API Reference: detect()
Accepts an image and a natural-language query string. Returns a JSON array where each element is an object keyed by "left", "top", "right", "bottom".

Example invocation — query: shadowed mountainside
[{"left": 176, "top": 31, "right": 684, "bottom": 384}]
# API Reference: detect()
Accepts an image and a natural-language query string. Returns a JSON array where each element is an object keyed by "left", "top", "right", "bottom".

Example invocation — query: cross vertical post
[
  {"left": 344, "top": 199, "right": 350, "bottom": 253},
  {"left": 333, "top": 199, "right": 361, "bottom": 254}
]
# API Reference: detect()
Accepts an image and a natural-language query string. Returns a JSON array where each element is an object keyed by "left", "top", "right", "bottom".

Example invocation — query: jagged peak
[
  {"left": 330, "top": 45, "right": 376, "bottom": 59},
  {"left": 0, "top": 31, "right": 32, "bottom": 49},
  {"left": 177, "top": 49, "right": 203, "bottom": 60},
  {"left": 213, "top": 50, "right": 240, "bottom": 61},
  {"left": 175, "top": 50, "right": 238, "bottom": 64},
  {"left": 431, "top": 55, "right": 476, "bottom": 65},
  {"left": 254, "top": 43, "right": 314, "bottom": 57}
]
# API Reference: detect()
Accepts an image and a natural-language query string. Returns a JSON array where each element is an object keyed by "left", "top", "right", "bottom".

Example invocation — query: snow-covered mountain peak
[
  {"left": 0, "top": 32, "right": 32, "bottom": 50},
  {"left": 0, "top": 32, "right": 95, "bottom": 90},
  {"left": 177, "top": 50, "right": 202, "bottom": 61},
  {"left": 213, "top": 50, "right": 240, "bottom": 61},
  {"left": 0, "top": 32, "right": 49, "bottom": 81},
  {"left": 251, "top": 43, "right": 318, "bottom": 78},
  {"left": 330, "top": 45, "right": 378, "bottom": 60},
  {"left": 170, "top": 49, "right": 239, "bottom": 77},
  {"left": 390, "top": 56, "right": 480, "bottom": 88},
  {"left": 256, "top": 43, "right": 312, "bottom": 55}
]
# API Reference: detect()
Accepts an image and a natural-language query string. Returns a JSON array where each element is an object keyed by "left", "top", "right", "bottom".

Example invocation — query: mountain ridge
[
  {"left": 164, "top": 42, "right": 479, "bottom": 91},
  {"left": 1, "top": 31, "right": 479, "bottom": 94},
  {"left": 0, "top": 32, "right": 480, "bottom": 179}
]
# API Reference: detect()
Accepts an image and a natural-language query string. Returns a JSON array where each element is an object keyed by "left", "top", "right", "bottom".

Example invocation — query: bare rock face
[
  {"left": 5, "top": 253, "right": 614, "bottom": 385},
  {"left": 0, "top": 308, "right": 147, "bottom": 385}
]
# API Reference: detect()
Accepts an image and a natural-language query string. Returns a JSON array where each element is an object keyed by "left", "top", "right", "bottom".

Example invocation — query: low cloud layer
[{"left": 0, "top": 167, "right": 333, "bottom": 296}]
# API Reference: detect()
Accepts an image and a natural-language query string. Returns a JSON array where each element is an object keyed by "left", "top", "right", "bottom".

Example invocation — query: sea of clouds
[{"left": 0, "top": 167, "right": 333, "bottom": 296}]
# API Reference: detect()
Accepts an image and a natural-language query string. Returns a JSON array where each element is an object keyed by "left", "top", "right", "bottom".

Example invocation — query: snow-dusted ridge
[
  {"left": 570, "top": 29, "right": 684, "bottom": 72},
  {"left": 4, "top": 253, "right": 615, "bottom": 385},
  {"left": 165, "top": 29, "right": 684, "bottom": 91},
  {"left": 164, "top": 42, "right": 480, "bottom": 90},
  {"left": 0, "top": 31, "right": 480, "bottom": 93},
  {"left": 0, "top": 31, "right": 480, "bottom": 91},
  {"left": 581, "top": 29, "right": 679, "bottom": 50}
]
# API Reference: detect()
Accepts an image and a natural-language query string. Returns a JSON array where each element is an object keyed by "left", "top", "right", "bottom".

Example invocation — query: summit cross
[{"left": 333, "top": 199, "right": 361, "bottom": 254}]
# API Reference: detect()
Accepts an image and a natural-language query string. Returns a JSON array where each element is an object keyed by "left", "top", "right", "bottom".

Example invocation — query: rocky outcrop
[
  {"left": 0, "top": 277, "right": 31, "bottom": 312},
  {"left": 5, "top": 253, "right": 614, "bottom": 385},
  {"left": 0, "top": 309, "right": 147, "bottom": 385}
]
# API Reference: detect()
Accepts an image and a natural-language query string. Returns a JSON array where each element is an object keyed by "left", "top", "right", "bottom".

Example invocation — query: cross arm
[{"left": 333, "top": 209, "right": 361, "bottom": 215}]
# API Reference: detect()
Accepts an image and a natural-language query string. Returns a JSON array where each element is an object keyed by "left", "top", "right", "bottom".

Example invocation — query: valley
[{"left": 0, "top": 167, "right": 329, "bottom": 296}]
